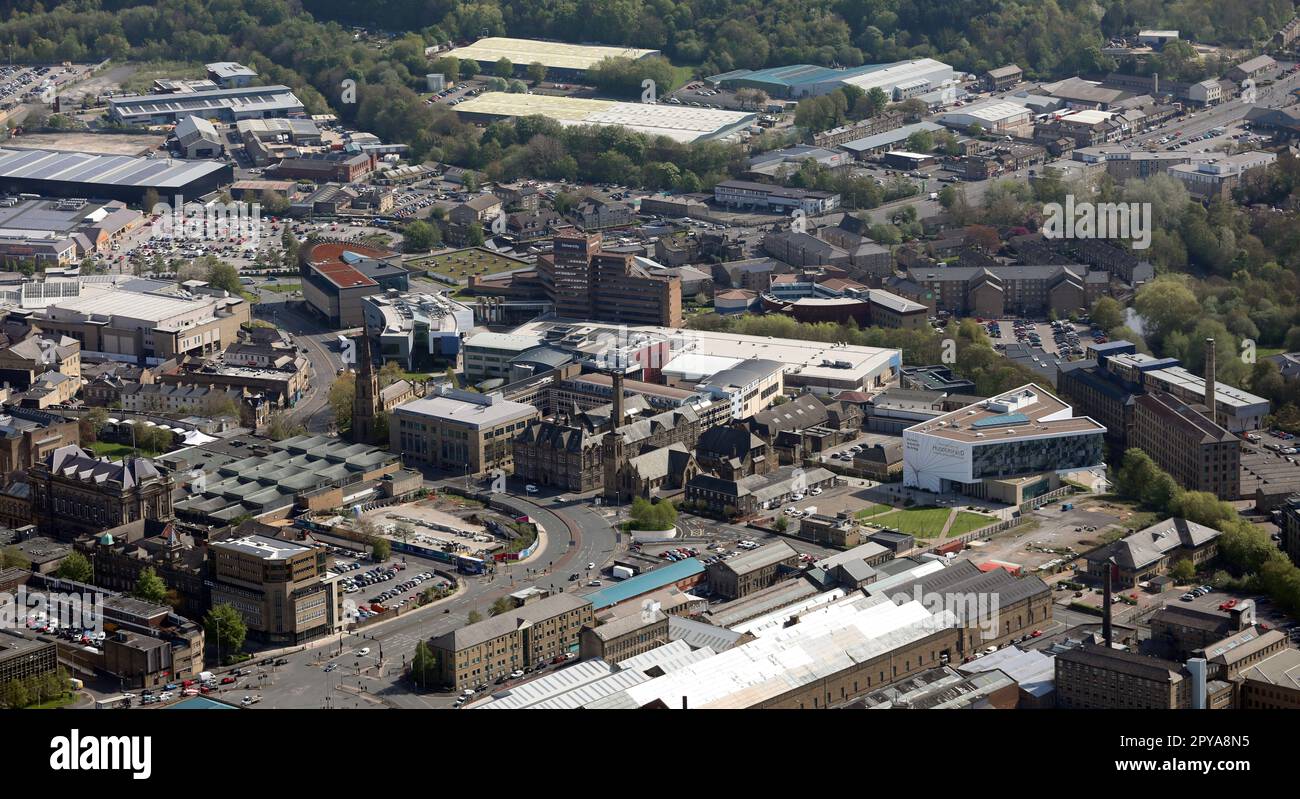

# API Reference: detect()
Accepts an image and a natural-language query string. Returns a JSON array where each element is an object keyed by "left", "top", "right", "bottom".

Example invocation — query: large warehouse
[
  {"left": 0, "top": 147, "right": 232, "bottom": 205},
  {"left": 709, "top": 58, "right": 955, "bottom": 101},
  {"left": 445, "top": 37, "right": 660, "bottom": 78},
  {"left": 108, "top": 84, "right": 305, "bottom": 126},
  {"left": 454, "top": 92, "right": 756, "bottom": 143},
  {"left": 511, "top": 319, "right": 901, "bottom": 395}
]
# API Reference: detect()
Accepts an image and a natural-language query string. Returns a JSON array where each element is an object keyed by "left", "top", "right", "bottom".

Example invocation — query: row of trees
[
  {"left": 296, "top": 0, "right": 1293, "bottom": 78},
  {"left": 1, "top": 668, "right": 71, "bottom": 709}
]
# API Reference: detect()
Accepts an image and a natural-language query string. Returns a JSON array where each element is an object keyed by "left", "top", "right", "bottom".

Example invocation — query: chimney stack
[
  {"left": 1204, "top": 337, "right": 1216, "bottom": 425},
  {"left": 611, "top": 371, "right": 625, "bottom": 430},
  {"left": 1102, "top": 558, "right": 1115, "bottom": 647}
]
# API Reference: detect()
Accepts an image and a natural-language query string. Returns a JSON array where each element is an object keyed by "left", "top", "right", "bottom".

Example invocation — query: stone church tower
[{"left": 351, "top": 333, "right": 381, "bottom": 444}]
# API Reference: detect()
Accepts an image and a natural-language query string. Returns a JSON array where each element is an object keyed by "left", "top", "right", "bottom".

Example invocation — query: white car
[
  {"left": 355, "top": 647, "right": 371, "bottom": 656},
  {"left": 525, "top": 485, "right": 539, "bottom": 494},
  {"left": 809, "top": 487, "right": 822, "bottom": 496},
  {"left": 586, "top": 562, "right": 595, "bottom": 570}
]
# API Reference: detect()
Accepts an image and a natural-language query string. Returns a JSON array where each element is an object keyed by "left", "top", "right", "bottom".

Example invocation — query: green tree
[
  {"left": 133, "top": 566, "right": 168, "bottom": 604},
  {"left": 489, "top": 596, "right": 513, "bottom": 616},
  {"left": 1170, "top": 558, "right": 1196, "bottom": 583},
  {"left": 467, "top": 610, "right": 483, "bottom": 624},
  {"left": 494, "top": 57, "right": 514, "bottom": 78},
  {"left": 266, "top": 412, "right": 304, "bottom": 441},
  {"left": 1091, "top": 296, "right": 1125, "bottom": 333},
  {"left": 526, "top": 62, "right": 547, "bottom": 84},
  {"left": 329, "top": 374, "right": 355, "bottom": 432},
  {"left": 206, "top": 259, "right": 242, "bottom": 295},
  {"left": 55, "top": 551, "right": 94, "bottom": 583},
  {"left": 370, "top": 536, "right": 391, "bottom": 562},
  {"left": 410, "top": 640, "right": 438, "bottom": 689},
  {"left": 402, "top": 220, "right": 439, "bottom": 252},
  {"left": 204, "top": 603, "right": 247, "bottom": 662}
]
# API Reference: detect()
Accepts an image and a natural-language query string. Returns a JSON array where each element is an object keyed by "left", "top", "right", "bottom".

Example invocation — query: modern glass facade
[{"left": 970, "top": 433, "right": 1105, "bottom": 481}]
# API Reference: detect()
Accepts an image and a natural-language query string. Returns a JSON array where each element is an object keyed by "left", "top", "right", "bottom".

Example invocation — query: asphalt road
[
  {"left": 245, "top": 478, "right": 620, "bottom": 709},
  {"left": 249, "top": 292, "right": 343, "bottom": 433}
]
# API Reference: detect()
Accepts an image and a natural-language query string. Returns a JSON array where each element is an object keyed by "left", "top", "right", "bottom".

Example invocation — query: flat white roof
[
  {"left": 1146, "top": 366, "right": 1269, "bottom": 411},
  {"left": 455, "top": 92, "right": 756, "bottom": 143},
  {"left": 1061, "top": 109, "right": 1114, "bottom": 125},
  {"left": 661, "top": 353, "right": 743, "bottom": 380},
  {"left": 447, "top": 37, "right": 659, "bottom": 71},
  {"left": 514, "top": 320, "right": 900, "bottom": 387},
  {"left": 42, "top": 287, "right": 212, "bottom": 323},
  {"left": 394, "top": 391, "right": 537, "bottom": 429},
  {"left": 944, "top": 101, "right": 1030, "bottom": 123},
  {"left": 463, "top": 331, "right": 544, "bottom": 351},
  {"left": 608, "top": 593, "right": 956, "bottom": 709}
]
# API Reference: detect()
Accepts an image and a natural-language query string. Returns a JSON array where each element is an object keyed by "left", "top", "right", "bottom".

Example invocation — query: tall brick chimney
[
  {"left": 1204, "top": 337, "right": 1216, "bottom": 425},
  {"left": 611, "top": 371, "right": 625, "bottom": 431}
]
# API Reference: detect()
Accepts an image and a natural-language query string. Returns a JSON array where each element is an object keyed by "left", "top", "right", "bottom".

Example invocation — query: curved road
[{"left": 248, "top": 480, "right": 620, "bottom": 709}]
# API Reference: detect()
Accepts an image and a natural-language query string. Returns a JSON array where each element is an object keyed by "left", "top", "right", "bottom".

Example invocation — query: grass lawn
[
  {"left": 413, "top": 248, "right": 528, "bottom": 281},
  {"left": 121, "top": 61, "right": 205, "bottom": 93},
  {"left": 870, "top": 507, "right": 953, "bottom": 537},
  {"left": 27, "top": 692, "right": 80, "bottom": 710},
  {"left": 88, "top": 441, "right": 160, "bottom": 459},
  {"left": 947, "top": 511, "right": 996, "bottom": 536},
  {"left": 854, "top": 504, "right": 893, "bottom": 519},
  {"left": 262, "top": 282, "right": 302, "bottom": 293}
]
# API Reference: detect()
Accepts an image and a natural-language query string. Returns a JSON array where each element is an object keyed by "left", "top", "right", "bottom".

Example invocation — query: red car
[
  {"left": 221, "top": 676, "right": 237, "bottom": 685},
  {"left": 1030, "top": 630, "right": 1043, "bottom": 638},
  {"left": 1219, "top": 599, "right": 1238, "bottom": 611}
]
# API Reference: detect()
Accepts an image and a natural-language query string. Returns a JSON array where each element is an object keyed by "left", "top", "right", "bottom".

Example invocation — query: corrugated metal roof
[{"left": 583, "top": 559, "right": 704, "bottom": 610}]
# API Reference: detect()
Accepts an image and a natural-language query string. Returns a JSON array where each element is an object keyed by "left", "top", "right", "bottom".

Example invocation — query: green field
[
  {"left": 854, "top": 504, "right": 892, "bottom": 519},
  {"left": 262, "top": 282, "right": 302, "bottom": 293},
  {"left": 871, "top": 507, "right": 952, "bottom": 537},
  {"left": 416, "top": 248, "right": 528, "bottom": 281},
  {"left": 948, "top": 511, "right": 996, "bottom": 536},
  {"left": 88, "top": 441, "right": 160, "bottom": 459},
  {"left": 868, "top": 506, "right": 995, "bottom": 538}
]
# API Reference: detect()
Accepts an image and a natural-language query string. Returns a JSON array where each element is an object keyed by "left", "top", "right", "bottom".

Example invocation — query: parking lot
[
  {"left": 110, "top": 215, "right": 399, "bottom": 275},
  {"left": 362, "top": 503, "right": 500, "bottom": 557},
  {"left": 986, "top": 317, "right": 1101, "bottom": 357},
  {"left": 337, "top": 558, "right": 451, "bottom": 622},
  {"left": 0, "top": 63, "right": 92, "bottom": 111}
]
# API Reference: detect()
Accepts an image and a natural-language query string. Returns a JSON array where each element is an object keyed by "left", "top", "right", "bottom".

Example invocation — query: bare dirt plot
[
  {"left": 57, "top": 64, "right": 140, "bottom": 102},
  {"left": 363, "top": 502, "right": 498, "bottom": 556},
  {"left": 10, "top": 131, "right": 162, "bottom": 155}
]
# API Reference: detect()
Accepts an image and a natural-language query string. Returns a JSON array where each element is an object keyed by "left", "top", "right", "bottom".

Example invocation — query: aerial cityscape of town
[{"left": 3, "top": 2, "right": 1300, "bottom": 752}]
